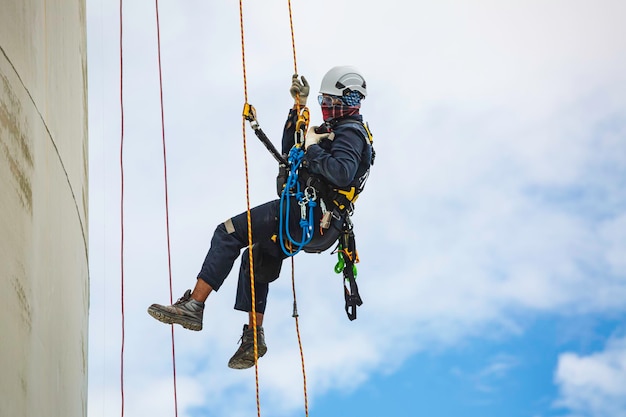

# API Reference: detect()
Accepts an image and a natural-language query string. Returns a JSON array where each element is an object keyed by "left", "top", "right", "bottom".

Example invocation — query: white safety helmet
[{"left": 319, "top": 66, "right": 367, "bottom": 98}]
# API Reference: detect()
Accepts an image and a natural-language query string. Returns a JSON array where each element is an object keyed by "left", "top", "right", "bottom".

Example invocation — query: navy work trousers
[{"left": 197, "top": 198, "right": 309, "bottom": 314}]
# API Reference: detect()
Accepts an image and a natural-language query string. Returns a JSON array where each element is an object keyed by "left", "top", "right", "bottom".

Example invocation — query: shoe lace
[
  {"left": 237, "top": 325, "right": 263, "bottom": 346},
  {"left": 174, "top": 290, "right": 192, "bottom": 306},
  {"left": 237, "top": 325, "right": 253, "bottom": 345}
]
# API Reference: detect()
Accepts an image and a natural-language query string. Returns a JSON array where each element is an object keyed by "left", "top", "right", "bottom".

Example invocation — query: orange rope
[
  {"left": 237, "top": 2, "right": 262, "bottom": 417},
  {"left": 290, "top": 257, "right": 309, "bottom": 416},
  {"left": 286, "top": 1, "right": 309, "bottom": 415},
  {"left": 239, "top": 3, "right": 308, "bottom": 417},
  {"left": 287, "top": 0, "right": 298, "bottom": 76}
]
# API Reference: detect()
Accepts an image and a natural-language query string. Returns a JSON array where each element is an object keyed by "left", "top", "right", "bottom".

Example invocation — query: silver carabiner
[
  {"left": 304, "top": 186, "right": 317, "bottom": 202},
  {"left": 298, "top": 198, "right": 308, "bottom": 219}
]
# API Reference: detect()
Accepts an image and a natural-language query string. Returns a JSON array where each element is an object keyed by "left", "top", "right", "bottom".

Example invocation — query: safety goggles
[{"left": 317, "top": 94, "right": 344, "bottom": 106}]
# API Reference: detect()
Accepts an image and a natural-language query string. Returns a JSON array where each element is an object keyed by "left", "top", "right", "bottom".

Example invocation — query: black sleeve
[
  {"left": 303, "top": 126, "right": 365, "bottom": 188},
  {"left": 281, "top": 109, "right": 299, "bottom": 155}
]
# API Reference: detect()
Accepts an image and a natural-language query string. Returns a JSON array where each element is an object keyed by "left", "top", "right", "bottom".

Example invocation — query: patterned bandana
[
  {"left": 321, "top": 104, "right": 360, "bottom": 122},
  {"left": 320, "top": 91, "right": 363, "bottom": 122},
  {"left": 340, "top": 90, "right": 363, "bottom": 106}
]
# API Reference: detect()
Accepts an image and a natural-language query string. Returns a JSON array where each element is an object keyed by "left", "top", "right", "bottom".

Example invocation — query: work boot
[
  {"left": 228, "top": 324, "right": 267, "bottom": 369},
  {"left": 147, "top": 289, "right": 204, "bottom": 331}
]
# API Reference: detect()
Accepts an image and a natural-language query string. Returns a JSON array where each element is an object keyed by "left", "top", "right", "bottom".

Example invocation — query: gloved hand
[
  {"left": 305, "top": 125, "right": 330, "bottom": 150},
  {"left": 290, "top": 74, "right": 309, "bottom": 106}
]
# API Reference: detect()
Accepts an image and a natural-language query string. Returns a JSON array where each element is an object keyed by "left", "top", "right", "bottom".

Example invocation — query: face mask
[
  {"left": 318, "top": 90, "right": 363, "bottom": 121},
  {"left": 321, "top": 104, "right": 360, "bottom": 122}
]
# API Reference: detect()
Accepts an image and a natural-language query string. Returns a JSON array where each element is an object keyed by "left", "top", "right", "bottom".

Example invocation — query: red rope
[
  {"left": 119, "top": 1, "right": 125, "bottom": 416},
  {"left": 120, "top": 3, "right": 178, "bottom": 417},
  {"left": 154, "top": 1, "right": 179, "bottom": 415}
]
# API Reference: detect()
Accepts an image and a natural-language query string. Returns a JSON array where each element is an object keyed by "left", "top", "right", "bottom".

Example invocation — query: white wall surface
[{"left": 0, "top": 1, "right": 88, "bottom": 416}]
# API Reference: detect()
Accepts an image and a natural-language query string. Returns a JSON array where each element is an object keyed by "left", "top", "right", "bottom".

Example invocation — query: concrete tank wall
[{"left": 0, "top": 1, "right": 89, "bottom": 416}]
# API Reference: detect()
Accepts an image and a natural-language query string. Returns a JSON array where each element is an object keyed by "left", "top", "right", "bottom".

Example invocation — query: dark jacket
[{"left": 281, "top": 109, "right": 372, "bottom": 192}]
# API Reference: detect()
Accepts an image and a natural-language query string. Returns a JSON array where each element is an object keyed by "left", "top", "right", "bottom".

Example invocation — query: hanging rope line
[
  {"left": 120, "top": 3, "right": 179, "bottom": 417},
  {"left": 121, "top": 2, "right": 309, "bottom": 416},
  {"left": 287, "top": 0, "right": 298, "bottom": 76},
  {"left": 119, "top": 1, "right": 126, "bottom": 416},
  {"left": 290, "top": 257, "right": 309, "bottom": 416},
  {"left": 154, "top": 1, "right": 180, "bottom": 416},
  {"left": 286, "top": 1, "right": 310, "bottom": 415},
  {"left": 237, "top": 2, "right": 262, "bottom": 417}
]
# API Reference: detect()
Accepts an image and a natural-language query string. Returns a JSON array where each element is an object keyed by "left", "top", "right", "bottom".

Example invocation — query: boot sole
[{"left": 147, "top": 305, "right": 202, "bottom": 331}]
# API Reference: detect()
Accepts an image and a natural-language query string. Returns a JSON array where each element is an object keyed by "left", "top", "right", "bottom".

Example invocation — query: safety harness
[
  {"left": 321, "top": 119, "right": 374, "bottom": 321},
  {"left": 244, "top": 103, "right": 375, "bottom": 320}
]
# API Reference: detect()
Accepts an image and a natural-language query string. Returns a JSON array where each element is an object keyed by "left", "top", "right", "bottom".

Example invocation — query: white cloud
[
  {"left": 554, "top": 335, "right": 626, "bottom": 417},
  {"left": 87, "top": 0, "right": 626, "bottom": 416},
  {"left": 452, "top": 353, "right": 520, "bottom": 394}
]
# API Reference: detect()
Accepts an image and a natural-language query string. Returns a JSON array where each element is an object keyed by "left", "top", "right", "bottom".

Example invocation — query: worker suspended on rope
[{"left": 147, "top": 66, "right": 374, "bottom": 369}]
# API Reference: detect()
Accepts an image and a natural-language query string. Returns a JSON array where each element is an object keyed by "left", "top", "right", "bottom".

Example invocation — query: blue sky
[{"left": 87, "top": 1, "right": 626, "bottom": 416}]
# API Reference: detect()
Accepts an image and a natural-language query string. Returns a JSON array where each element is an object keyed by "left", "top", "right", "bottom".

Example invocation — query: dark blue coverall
[{"left": 196, "top": 109, "right": 372, "bottom": 313}]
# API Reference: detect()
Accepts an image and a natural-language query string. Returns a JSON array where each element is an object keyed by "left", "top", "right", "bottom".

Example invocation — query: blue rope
[{"left": 279, "top": 145, "right": 317, "bottom": 256}]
